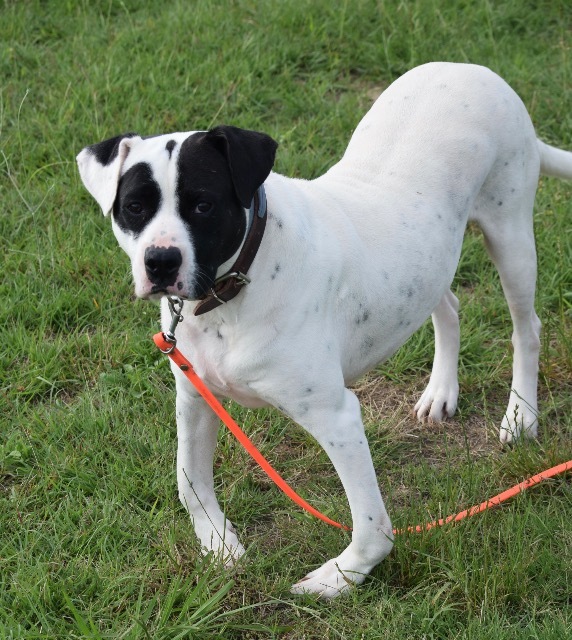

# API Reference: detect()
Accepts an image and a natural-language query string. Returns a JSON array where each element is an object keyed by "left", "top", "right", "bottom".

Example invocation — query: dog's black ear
[
  {"left": 77, "top": 133, "right": 141, "bottom": 216},
  {"left": 206, "top": 125, "right": 278, "bottom": 208},
  {"left": 86, "top": 132, "right": 138, "bottom": 166}
]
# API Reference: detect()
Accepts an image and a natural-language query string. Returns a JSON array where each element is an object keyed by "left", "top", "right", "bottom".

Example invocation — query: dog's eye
[
  {"left": 126, "top": 202, "right": 143, "bottom": 215},
  {"left": 194, "top": 201, "right": 213, "bottom": 214}
]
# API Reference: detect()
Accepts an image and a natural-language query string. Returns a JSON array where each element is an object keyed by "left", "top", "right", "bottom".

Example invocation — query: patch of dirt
[{"left": 352, "top": 373, "right": 501, "bottom": 466}]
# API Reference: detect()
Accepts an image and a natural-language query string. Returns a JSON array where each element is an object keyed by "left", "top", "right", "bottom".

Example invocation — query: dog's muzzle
[{"left": 144, "top": 245, "right": 182, "bottom": 288}]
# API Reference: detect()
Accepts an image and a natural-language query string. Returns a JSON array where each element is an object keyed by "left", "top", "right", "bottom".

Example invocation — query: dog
[{"left": 77, "top": 62, "right": 572, "bottom": 598}]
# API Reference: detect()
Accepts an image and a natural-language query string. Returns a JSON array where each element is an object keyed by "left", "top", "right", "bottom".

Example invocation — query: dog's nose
[{"left": 144, "top": 246, "right": 182, "bottom": 286}]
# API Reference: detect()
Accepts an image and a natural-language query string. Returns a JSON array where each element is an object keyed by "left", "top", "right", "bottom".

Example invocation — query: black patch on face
[
  {"left": 165, "top": 140, "right": 176, "bottom": 158},
  {"left": 176, "top": 133, "right": 248, "bottom": 297},
  {"left": 113, "top": 162, "right": 162, "bottom": 236},
  {"left": 88, "top": 132, "right": 137, "bottom": 166}
]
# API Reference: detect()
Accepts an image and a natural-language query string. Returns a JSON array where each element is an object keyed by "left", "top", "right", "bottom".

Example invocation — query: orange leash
[
  {"left": 154, "top": 300, "right": 571, "bottom": 535},
  {"left": 395, "top": 459, "right": 572, "bottom": 534}
]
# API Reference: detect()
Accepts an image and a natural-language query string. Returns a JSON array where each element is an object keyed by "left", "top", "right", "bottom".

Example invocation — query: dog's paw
[
  {"left": 194, "top": 517, "right": 246, "bottom": 567},
  {"left": 290, "top": 541, "right": 388, "bottom": 599},
  {"left": 290, "top": 557, "right": 367, "bottom": 599},
  {"left": 213, "top": 537, "right": 247, "bottom": 569},
  {"left": 499, "top": 402, "right": 538, "bottom": 444},
  {"left": 414, "top": 379, "right": 459, "bottom": 423}
]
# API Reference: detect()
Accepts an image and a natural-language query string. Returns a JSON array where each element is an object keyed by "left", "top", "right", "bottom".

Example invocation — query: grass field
[{"left": 1, "top": 0, "right": 571, "bottom": 637}]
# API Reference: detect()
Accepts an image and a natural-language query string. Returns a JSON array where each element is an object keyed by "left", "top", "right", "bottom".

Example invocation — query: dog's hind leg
[
  {"left": 414, "top": 289, "right": 460, "bottom": 422},
  {"left": 280, "top": 386, "right": 394, "bottom": 598},
  {"left": 479, "top": 214, "right": 541, "bottom": 443}
]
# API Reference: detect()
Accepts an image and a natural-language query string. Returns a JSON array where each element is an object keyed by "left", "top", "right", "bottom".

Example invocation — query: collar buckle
[{"left": 214, "top": 271, "right": 251, "bottom": 287}]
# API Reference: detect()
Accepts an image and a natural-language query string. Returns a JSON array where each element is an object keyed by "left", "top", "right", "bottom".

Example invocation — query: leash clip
[{"left": 161, "top": 295, "right": 184, "bottom": 353}]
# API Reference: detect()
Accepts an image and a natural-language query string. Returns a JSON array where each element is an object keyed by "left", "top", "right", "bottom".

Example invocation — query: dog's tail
[{"left": 538, "top": 139, "right": 572, "bottom": 180}]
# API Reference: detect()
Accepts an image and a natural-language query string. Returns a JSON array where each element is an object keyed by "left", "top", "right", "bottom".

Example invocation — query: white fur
[{"left": 77, "top": 62, "right": 572, "bottom": 598}]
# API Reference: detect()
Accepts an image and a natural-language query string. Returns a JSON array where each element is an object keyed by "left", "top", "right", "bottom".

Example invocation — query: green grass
[{"left": 1, "top": 0, "right": 571, "bottom": 637}]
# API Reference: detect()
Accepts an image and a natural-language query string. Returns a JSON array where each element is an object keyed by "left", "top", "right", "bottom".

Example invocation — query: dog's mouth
[
  {"left": 136, "top": 266, "right": 215, "bottom": 302},
  {"left": 145, "top": 287, "right": 169, "bottom": 301},
  {"left": 150, "top": 285, "right": 171, "bottom": 296},
  {"left": 139, "top": 281, "right": 201, "bottom": 302},
  {"left": 136, "top": 283, "right": 185, "bottom": 302}
]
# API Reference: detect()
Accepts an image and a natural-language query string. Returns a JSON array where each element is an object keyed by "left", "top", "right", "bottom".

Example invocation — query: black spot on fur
[
  {"left": 361, "top": 336, "right": 374, "bottom": 354},
  {"left": 166, "top": 139, "right": 176, "bottom": 158},
  {"left": 355, "top": 309, "right": 370, "bottom": 325}
]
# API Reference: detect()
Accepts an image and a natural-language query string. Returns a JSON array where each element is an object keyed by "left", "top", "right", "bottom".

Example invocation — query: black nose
[{"left": 144, "top": 246, "right": 182, "bottom": 286}]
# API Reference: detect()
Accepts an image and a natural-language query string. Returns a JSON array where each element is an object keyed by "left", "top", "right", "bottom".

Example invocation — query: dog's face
[{"left": 77, "top": 126, "right": 277, "bottom": 300}]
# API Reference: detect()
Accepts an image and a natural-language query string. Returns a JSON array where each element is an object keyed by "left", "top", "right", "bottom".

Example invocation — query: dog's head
[{"left": 77, "top": 126, "right": 277, "bottom": 300}]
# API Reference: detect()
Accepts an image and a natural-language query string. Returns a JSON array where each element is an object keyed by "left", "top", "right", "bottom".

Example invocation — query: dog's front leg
[
  {"left": 285, "top": 387, "right": 394, "bottom": 598},
  {"left": 174, "top": 376, "right": 245, "bottom": 565}
]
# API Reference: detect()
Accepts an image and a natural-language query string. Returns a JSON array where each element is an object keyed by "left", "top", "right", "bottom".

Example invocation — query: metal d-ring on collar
[
  {"left": 208, "top": 271, "right": 251, "bottom": 305},
  {"left": 193, "top": 184, "right": 267, "bottom": 316}
]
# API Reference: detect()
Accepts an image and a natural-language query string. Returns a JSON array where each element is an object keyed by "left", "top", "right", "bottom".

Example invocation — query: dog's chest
[{"left": 176, "top": 318, "right": 270, "bottom": 408}]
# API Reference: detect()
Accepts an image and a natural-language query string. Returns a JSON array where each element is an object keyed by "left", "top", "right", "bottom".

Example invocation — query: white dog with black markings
[{"left": 77, "top": 63, "right": 572, "bottom": 598}]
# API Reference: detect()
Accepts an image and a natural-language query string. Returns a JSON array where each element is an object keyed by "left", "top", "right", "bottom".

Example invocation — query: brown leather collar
[{"left": 193, "top": 185, "right": 267, "bottom": 316}]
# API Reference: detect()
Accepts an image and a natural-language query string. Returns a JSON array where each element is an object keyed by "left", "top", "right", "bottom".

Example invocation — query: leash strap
[
  {"left": 153, "top": 298, "right": 572, "bottom": 535},
  {"left": 395, "top": 459, "right": 572, "bottom": 534}
]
